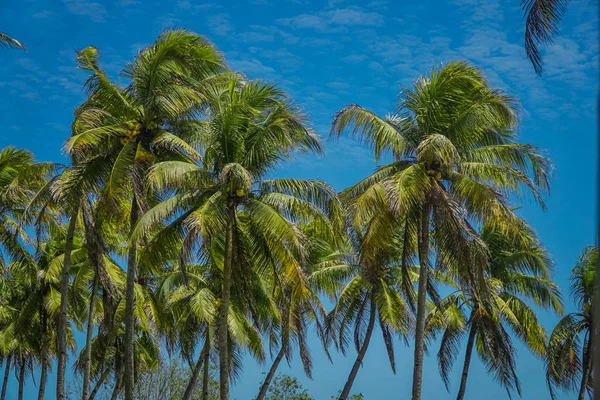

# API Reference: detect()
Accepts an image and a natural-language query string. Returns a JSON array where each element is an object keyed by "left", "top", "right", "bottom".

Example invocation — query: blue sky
[{"left": 0, "top": 0, "right": 598, "bottom": 399}]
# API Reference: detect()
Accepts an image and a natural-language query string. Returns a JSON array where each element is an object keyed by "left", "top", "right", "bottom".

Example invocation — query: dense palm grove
[{"left": 0, "top": 27, "right": 596, "bottom": 400}]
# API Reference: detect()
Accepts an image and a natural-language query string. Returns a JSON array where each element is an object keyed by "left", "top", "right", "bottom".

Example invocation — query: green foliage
[{"left": 264, "top": 374, "right": 313, "bottom": 400}]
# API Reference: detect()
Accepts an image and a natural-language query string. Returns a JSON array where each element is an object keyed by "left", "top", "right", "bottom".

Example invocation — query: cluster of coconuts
[
  {"left": 121, "top": 121, "right": 143, "bottom": 145},
  {"left": 427, "top": 169, "right": 443, "bottom": 180}
]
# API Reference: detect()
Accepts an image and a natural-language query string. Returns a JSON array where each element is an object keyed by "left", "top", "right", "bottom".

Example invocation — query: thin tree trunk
[
  {"left": 339, "top": 296, "right": 377, "bottom": 400},
  {"left": 256, "top": 344, "right": 287, "bottom": 400},
  {"left": 57, "top": 205, "right": 79, "bottom": 400},
  {"left": 183, "top": 340, "right": 210, "bottom": 400},
  {"left": 411, "top": 201, "right": 432, "bottom": 400},
  {"left": 110, "top": 377, "right": 121, "bottom": 400},
  {"left": 88, "top": 367, "right": 111, "bottom": 400},
  {"left": 218, "top": 205, "right": 235, "bottom": 400},
  {"left": 17, "top": 356, "right": 25, "bottom": 400},
  {"left": 38, "top": 306, "right": 48, "bottom": 400},
  {"left": 37, "top": 360, "right": 48, "bottom": 400},
  {"left": 456, "top": 319, "right": 477, "bottom": 400},
  {"left": 1, "top": 354, "right": 12, "bottom": 400},
  {"left": 579, "top": 332, "right": 593, "bottom": 400},
  {"left": 202, "top": 340, "right": 210, "bottom": 400},
  {"left": 82, "top": 272, "right": 99, "bottom": 400},
  {"left": 124, "top": 197, "right": 139, "bottom": 400}
]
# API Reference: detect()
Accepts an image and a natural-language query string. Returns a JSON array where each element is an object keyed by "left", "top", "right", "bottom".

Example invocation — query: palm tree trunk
[
  {"left": 17, "top": 356, "right": 25, "bottom": 400},
  {"left": 411, "top": 201, "right": 432, "bottom": 400},
  {"left": 578, "top": 332, "right": 593, "bottom": 400},
  {"left": 1, "top": 354, "right": 12, "bottom": 400},
  {"left": 38, "top": 306, "right": 48, "bottom": 400},
  {"left": 82, "top": 272, "right": 99, "bottom": 400},
  {"left": 88, "top": 367, "right": 111, "bottom": 400},
  {"left": 256, "top": 344, "right": 287, "bottom": 400},
  {"left": 218, "top": 205, "right": 235, "bottom": 400},
  {"left": 124, "top": 197, "right": 139, "bottom": 400},
  {"left": 183, "top": 340, "right": 210, "bottom": 400},
  {"left": 339, "top": 296, "right": 377, "bottom": 400},
  {"left": 57, "top": 205, "right": 79, "bottom": 400},
  {"left": 37, "top": 359, "right": 48, "bottom": 400},
  {"left": 456, "top": 319, "right": 477, "bottom": 400},
  {"left": 202, "top": 342, "right": 210, "bottom": 400}
]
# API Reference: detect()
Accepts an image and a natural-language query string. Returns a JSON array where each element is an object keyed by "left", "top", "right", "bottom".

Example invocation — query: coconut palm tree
[
  {"left": 426, "top": 218, "right": 562, "bottom": 399},
  {"left": 0, "top": 32, "right": 24, "bottom": 49},
  {"left": 64, "top": 29, "right": 227, "bottom": 400},
  {"left": 546, "top": 245, "right": 597, "bottom": 400},
  {"left": 133, "top": 75, "right": 338, "bottom": 400},
  {"left": 331, "top": 61, "right": 552, "bottom": 400},
  {"left": 521, "top": 0, "right": 570, "bottom": 75}
]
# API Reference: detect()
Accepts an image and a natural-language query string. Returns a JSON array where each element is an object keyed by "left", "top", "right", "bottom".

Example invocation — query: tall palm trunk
[
  {"left": 17, "top": 355, "right": 25, "bottom": 400},
  {"left": 339, "top": 296, "right": 377, "bottom": 400},
  {"left": 1, "top": 354, "right": 11, "bottom": 400},
  {"left": 183, "top": 339, "right": 210, "bottom": 400},
  {"left": 218, "top": 205, "right": 235, "bottom": 400},
  {"left": 456, "top": 317, "right": 477, "bottom": 400},
  {"left": 578, "top": 332, "right": 593, "bottom": 400},
  {"left": 38, "top": 307, "right": 48, "bottom": 400},
  {"left": 124, "top": 197, "right": 139, "bottom": 400},
  {"left": 411, "top": 201, "right": 432, "bottom": 400},
  {"left": 57, "top": 205, "right": 79, "bottom": 400},
  {"left": 82, "top": 272, "right": 99, "bottom": 400},
  {"left": 202, "top": 342, "right": 210, "bottom": 400},
  {"left": 256, "top": 344, "right": 287, "bottom": 400},
  {"left": 37, "top": 360, "right": 48, "bottom": 400}
]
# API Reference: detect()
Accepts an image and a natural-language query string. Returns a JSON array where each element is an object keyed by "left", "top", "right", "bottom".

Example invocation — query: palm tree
[
  {"left": 306, "top": 212, "right": 413, "bottom": 400},
  {"left": 521, "top": 0, "right": 569, "bottom": 75},
  {"left": 64, "top": 29, "right": 226, "bottom": 400},
  {"left": 426, "top": 218, "right": 562, "bottom": 399},
  {"left": 331, "top": 61, "right": 552, "bottom": 400},
  {"left": 0, "top": 32, "right": 24, "bottom": 49},
  {"left": 546, "top": 245, "right": 597, "bottom": 400},
  {"left": 133, "top": 75, "right": 338, "bottom": 400}
]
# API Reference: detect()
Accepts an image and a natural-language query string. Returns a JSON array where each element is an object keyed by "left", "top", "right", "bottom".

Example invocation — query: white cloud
[
  {"left": 62, "top": 0, "right": 108, "bottom": 22},
  {"left": 207, "top": 14, "right": 234, "bottom": 36},
  {"left": 277, "top": 7, "right": 384, "bottom": 32},
  {"left": 32, "top": 10, "right": 55, "bottom": 18}
]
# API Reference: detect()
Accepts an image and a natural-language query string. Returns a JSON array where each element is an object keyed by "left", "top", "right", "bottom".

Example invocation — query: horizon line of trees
[{"left": 0, "top": 20, "right": 595, "bottom": 400}]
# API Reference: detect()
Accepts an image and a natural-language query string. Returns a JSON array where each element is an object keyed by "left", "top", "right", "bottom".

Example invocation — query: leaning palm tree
[
  {"left": 63, "top": 29, "right": 226, "bottom": 400},
  {"left": 0, "top": 32, "right": 24, "bottom": 49},
  {"left": 521, "top": 0, "right": 569, "bottom": 75},
  {"left": 546, "top": 245, "right": 597, "bottom": 400},
  {"left": 309, "top": 211, "right": 413, "bottom": 400},
  {"left": 133, "top": 76, "right": 339, "bottom": 400},
  {"left": 331, "top": 61, "right": 552, "bottom": 400},
  {"left": 426, "top": 218, "right": 562, "bottom": 399}
]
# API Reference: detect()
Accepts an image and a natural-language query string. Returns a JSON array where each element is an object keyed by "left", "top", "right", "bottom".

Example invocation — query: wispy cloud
[
  {"left": 32, "top": 10, "right": 55, "bottom": 19},
  {"left": 277, "top": 6, "right": 384, "bottom": 32},
  {"left": 62, "top": 0, "right": 108, "bottom": 22},
  {"left": 207, "top": 13, "right": 234, "bottom": 36}
]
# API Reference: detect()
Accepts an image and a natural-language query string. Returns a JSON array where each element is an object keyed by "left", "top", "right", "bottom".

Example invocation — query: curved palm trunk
[
  {"left": 57, "top": 206, "right": 79, "bottom": 400},
  {"left": 202, "top": 344, "right": 210, "bottom": 400},
  {"left": 88, "top": 367, "right": 111, "bottom": 400},
  {"left": 339, "top": 297, "right": 377, "bottom": 400},
  {"left": 38, "top": 307, "right": 48, "bottom": 400},
  {"left": 17, "top": 356, "right": 25, "bottom": 400},
  {"left": 256, "top": 344, "right": 287, "bottom": 400},
  {"left": 37, "top": 360, "right": 48, "bottom": 400},
  {"left": 218, "top": 205, "right": 235, "bottom": 400},
  {"left": 124, "top": 197, "right": 139, "bottom": 400},
  {"left": 183, "top": 339, "right": 210, "bottom": 400},
  {"left": 82, "top": 272, "right": 99, "bottom": 400},
  {"left": 578, "top": 332, "right": 593, "bottom": 400},
  {"left": 456, "top": 319, "right": 477, "bottom": 400},
  {"left": 411, "top": 201, "right": 432, "bottom": 400},
  {"left": 1, "top": 354, "right": 12, "bottom": 400}
]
